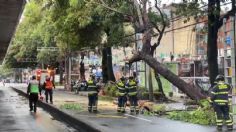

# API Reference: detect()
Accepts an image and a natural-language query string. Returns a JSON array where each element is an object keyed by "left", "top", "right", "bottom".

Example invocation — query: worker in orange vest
[{"left": 43, "top": 76, "right": 55, "bottom": 104}]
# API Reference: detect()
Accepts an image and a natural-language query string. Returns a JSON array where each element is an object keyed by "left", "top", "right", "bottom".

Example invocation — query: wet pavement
[
  {"left": 0, "top": 85, "right": 77, "bottom": 132},
  {"left": 11, "top": 83, "right": 233, "bottom": 132}
]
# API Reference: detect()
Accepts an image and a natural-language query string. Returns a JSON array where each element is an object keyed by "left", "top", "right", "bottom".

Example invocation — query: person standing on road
[
  {"left": 27, "top": 75, "right": 41, "bottom": 113},
  {"left": 43, "top": 76, "right": 55, "bottom": 104},
  {"left": 127, "top": 76, "right": 139, "bottom": 114},
  {"left": 209, "top": 75, "right": 233, "bottom": 131},
  {"left": 87, "top": 75, "right": 99, "bottom": 112},
  {"left": 116, "top": 76, "right": 127, "bottom": 113}
]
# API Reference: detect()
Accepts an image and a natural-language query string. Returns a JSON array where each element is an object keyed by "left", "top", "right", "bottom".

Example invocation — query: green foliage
[
  {"left": 60, "top": 103, "right": 83, "bottom": 111},
  {"left": 0, "top": 66, "right": 13, "bottom": 77},
  {"left": 168, "top": 99, "right": 216, "bottom": 125},
  {"left": 98, "top": 96, "right": 114, "bottom": 102},
  {"left": 5, "top": 0, "right": 104, "bottom": 68},
  {"left": 153, "top": 104, "right": 166, "bottom": 114},
  {"left": 104, "top": 83, "right": 118, "bottom": 97}
]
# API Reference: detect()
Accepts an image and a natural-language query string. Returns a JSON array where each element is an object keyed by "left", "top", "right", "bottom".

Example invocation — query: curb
[{"left": 12, "top": 87, "right": 101, "bottom": 132}]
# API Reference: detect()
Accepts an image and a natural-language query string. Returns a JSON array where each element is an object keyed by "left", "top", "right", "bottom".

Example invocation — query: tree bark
[
  {"left": 137, "top": 52, "right": 207, "bottom": 100},
  {"left": 207, "top": 0, "right": 219, "bottom": 86},
  {"left": 102, "top": 48, "right": 108, "bottom": 83},
  {"left": 154, "top": 72, "right": 167, "bottom": 100},
  {"left": 59, "top": 61, "right": 64, "bottom": 84},
  {"left": 148, "top": 68, "right": 154, "bottom": 101},
  {"left": 107, "top": 47, "right": 116, "bottom": 81},
  {"left": 102, "top": 47, "right": 116, "bottom": 83}
]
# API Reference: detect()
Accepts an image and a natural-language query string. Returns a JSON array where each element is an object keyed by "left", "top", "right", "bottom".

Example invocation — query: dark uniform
[
  {"left": 116, "top": 77, "right": 127, "bottom": 113},
  {"left": 27, "top": 76, "right": 41, "bottom": 113},
  {"left": 87, "top": 77, "right": 99, "bottom": 112},
  {"left": 127, "top": 77, "right": 139, "bottom": 113},
  {"left": 210, "top": 75, "right": 233, "bottom": 131}
]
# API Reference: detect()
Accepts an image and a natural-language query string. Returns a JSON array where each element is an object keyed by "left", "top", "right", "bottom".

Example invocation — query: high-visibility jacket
[
  {"left": 29, "top": 80, "right": 40, "bottom": 94},
  {"left": 87, "top": 79, "right": 98, "bottom": 95},
  {"left": 116, "top": 81, "right": 126, "bottom": 96},
  {"left": 127, "top": 79, "right": 137, "bottom": 96},
  {"left": 45, "top": 80, "right": 53, "bottom": 89},
  {"left": 210, "top": 81, "right": 232, "bottom": 105}
]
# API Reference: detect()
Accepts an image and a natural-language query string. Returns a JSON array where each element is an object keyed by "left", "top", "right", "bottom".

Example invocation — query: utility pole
[
  {"left": 171, "top": 8, "right": 175, "bottom": 54},
  {"left": 232, "top": 0, "right": 236, "bottom": 121},
  {"left": 223, "top": 16, "right": 236, "bottom": 122}
]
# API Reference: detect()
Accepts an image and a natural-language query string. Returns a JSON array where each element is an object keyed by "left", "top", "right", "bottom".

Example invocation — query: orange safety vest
[{"left": 45, "top": 81, "right": 53, "bottom": 89}]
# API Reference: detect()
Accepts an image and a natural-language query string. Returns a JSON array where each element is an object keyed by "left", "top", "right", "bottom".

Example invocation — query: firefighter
[
  {"left": 87, "top": 75, "right": 99, "bottom": 112},
  {"left": 27, "top": 75, "right": 41, "bottom": 113},
  {"left": 127, "top": 76, "right": 139, "bottom": 114},
  {"left": 210, "top": 75, "right": 233, "bottom": 131},
  {"left": 43, "top": 76, "right": 55, "bottom": 104},
  {"left": 116, "top": 76, "right": 127, "bottom": 113}
]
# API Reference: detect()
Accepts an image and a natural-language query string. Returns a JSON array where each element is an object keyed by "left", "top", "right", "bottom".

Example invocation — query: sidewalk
[{"left": 10, "top": 83, "right": 217, "bottom": 132}]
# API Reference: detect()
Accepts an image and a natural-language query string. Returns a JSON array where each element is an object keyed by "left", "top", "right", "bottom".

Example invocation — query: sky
[{"left": 152, "top": 0, "right": 231, "bottom": 11}]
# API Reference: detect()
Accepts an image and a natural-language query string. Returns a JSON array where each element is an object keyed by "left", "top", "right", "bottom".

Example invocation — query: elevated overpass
[{"left": 0, "top": 0, "right": 26, "bottom": 63}]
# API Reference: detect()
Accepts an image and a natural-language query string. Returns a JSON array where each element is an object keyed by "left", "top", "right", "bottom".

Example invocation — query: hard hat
[
  {"left": 215, "top": 74, "right": 224, "bottom": 81},
  {"left": 129, "top": 76, "right": 134, "bottom": 79},
  {"left": 32, "top": 75, "right": 36, "bottom": 80},
  {"left": 120, "top": 76, "right": 125, "bottom": 81},
  {"left": 46, "top": 76, "right": 50, "bottom": 81}
]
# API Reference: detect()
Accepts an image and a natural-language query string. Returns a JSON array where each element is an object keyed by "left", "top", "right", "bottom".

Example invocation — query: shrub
[
  {"left": 140, "top": 92, "right": 149, "bottom": 100},
  {"left": 153, "top": 104, "right": 166, "bottom": 115},
  {"left": 104, "top": 83, "right": 118, "bottom": 97},
  {"left": 167, "top": 99, "right": 216, "bottom": 125},
  {"left": 60, "top": 103, "right": 83, "bottom": 111},
  {"left": 153, "top": 92, "right": 162, "bottom": 100}
]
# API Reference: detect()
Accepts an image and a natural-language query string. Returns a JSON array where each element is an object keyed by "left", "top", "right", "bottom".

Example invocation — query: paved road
[
  {"left": 11, "top": 84, "right": 234, "bottom": 132},
  {"left": 0, "top": 86, "right": 76, "bottom": 132}
]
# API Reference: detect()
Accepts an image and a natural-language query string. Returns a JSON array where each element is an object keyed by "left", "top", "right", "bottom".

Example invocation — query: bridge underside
[{"left": 0, "top": 0, "right": 25, "bottom": 63}]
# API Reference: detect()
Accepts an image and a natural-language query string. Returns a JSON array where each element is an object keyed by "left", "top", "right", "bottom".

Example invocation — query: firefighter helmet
[{"left": 215, "top": 75, "right": 224, "bottom": 81}]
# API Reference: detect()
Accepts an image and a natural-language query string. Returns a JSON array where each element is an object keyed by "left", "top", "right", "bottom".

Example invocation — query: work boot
[
  {"left": 34, "top": 108, "right": 37, "bottom": 113},
  {"left": 227, "top": 126, "right": 233, "bottom": 131},
  {"left": 117, "top": 107, "right": 121, "bottom": 113},
  {"left": 217, "top": 126, "right": 222, "bottom": 131}
]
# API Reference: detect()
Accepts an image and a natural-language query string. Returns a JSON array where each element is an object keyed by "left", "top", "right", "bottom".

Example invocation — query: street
[
  {"left": 4, "top": 84, "right": 236, "bottom": 132},
  {"left": 0, "top": 85, "right": 76, "bottom": 132},
  {"left": 13, "top": 84, "right": 218, "bottom": 132}
]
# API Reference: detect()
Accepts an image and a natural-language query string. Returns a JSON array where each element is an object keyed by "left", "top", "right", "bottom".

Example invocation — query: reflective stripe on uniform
[
  {"left": 218, "top": 84, "right": 228, "bottom": 89},
  {"left": 216, "top": 120, "right": 223, "bottom": 123},
  {"left": 226, "top": 120, "right": 233, "bottom": 123},
  {"left": 227, "top": 123, "right": 233, "bottom": 126},
  {"left": 213, "top": 91, "right": 229, "bottom": 95},
  {"left": 214, "top": 100, "right": 228, "bottom": 103}
]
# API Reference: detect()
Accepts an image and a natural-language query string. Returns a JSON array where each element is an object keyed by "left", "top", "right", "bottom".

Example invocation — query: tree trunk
[
  {"left": 154, "top": 72, "right": 167, "bottom": 100},
  {"left": 148, "top": 68, "right": 154, "bottom": 101},
  {"left": 102, "top": 47, "right": 116, "bottom": 83},
  {"left": 207, "top": 0, "right": 219, "bottom": 86},
  {"left": 102, "top": 48, "right": 108, "bottom": 83},
  {"left": 106, "top": 47, "right": 116, "bottom": 82},
  {"left": 138, "top": 52, "right": 207, "bottom": 100},
  {"left": 59, "top": 61, "right": 63, "bottom": 84}
]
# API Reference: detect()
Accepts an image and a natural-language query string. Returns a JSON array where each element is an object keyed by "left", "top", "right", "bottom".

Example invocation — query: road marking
[
  {"left": 77, "top": 114, "right": 127, "bottom": 119},
  {"left": 96, "top": 114, "right": 127, "bottom": 119},
  {"left": 124, "top": 114, "right": 152, "bottom": 123}
]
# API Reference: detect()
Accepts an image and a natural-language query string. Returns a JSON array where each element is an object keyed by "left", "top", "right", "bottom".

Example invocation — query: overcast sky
[{"left": 152, "top": 0, "right": 231, "bottom": 11}]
